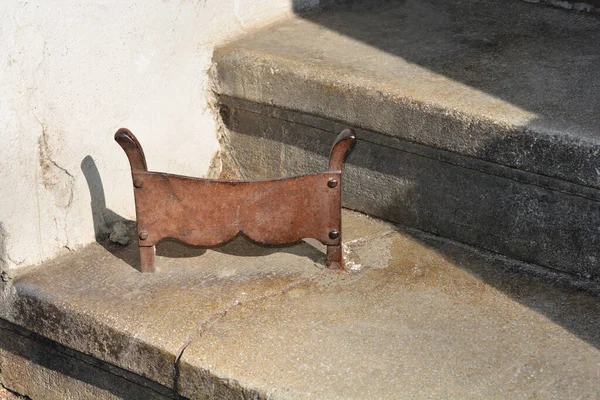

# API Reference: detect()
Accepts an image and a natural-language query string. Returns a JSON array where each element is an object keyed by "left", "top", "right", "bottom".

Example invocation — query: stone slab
[
  {"left": 1, "top": 211, "right": 599, "bottom": 399},
  {"left": 221, "top": 104, "right": 600, "bottom": 278},
  {"left": 213, "top": 0, "right": 600, "bottom": 189},
  {"left": 0, "top": 228, "right": 328, "bottom": 390},
  {"left": 178, "top": 218, "right": 600, "bottom": 399}
]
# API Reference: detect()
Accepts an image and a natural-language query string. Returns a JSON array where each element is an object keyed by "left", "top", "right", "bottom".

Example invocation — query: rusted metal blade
[{"left": 115, "top": 128, "right": 356, "bottom": 273}]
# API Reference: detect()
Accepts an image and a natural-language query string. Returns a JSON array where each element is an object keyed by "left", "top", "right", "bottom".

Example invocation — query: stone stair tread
[
  {"left": 214, "top": 0, "right": 600, "bottom": 189},
  {"left": 2, "top": 211, "right": 599, "bottom": 398}
]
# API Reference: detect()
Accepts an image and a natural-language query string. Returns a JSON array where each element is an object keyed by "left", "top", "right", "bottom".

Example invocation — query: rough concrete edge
[
  {"left": 0, "top": 318, "right": 180, "bottom": 400},
  {"left": 0, "top": 275, "right": 180, "bottom": 390},
  {"left": 0, "top": 381, "right": 29, "bottom": 400},
  {"left": 213, "top": 46, "right": 598, "bottom": 147},
  {"left": 218, "top": 95, "right": 600, "bottom": 203},
  {"left": 179, "top": 366, "right": 266, "bottom": 400}
]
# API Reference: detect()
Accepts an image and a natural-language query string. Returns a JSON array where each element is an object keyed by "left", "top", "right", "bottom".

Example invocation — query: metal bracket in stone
[{"left": 115, "top": 127, "right": 356, "bottom": 273}]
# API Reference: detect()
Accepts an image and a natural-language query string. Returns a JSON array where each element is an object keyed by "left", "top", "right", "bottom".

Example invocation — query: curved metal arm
[
  {"left": 329, "top": 128, "right": 356, "bottom": 171},
  {"left": 115, "top": 128, "right": 148, "bottom": 173}
]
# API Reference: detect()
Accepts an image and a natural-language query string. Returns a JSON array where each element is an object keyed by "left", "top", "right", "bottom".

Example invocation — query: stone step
[
  {"left": 1, "top": 210, "right": 599, "bottom": 399},
  {"left": 212, "top": 0, "right": 600, "bottom": 279}
]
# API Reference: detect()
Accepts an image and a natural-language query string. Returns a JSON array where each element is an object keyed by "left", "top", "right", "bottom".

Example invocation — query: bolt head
[
  {"left": 139, "top": 231, "right": 148, "bottom": 240},
  {"left": 329, "top": 229, "right": 339, "bottom": 240},
  {"left": 327, "top": 179, "right": 338, "bottom": 188},
  {"left": 133, "top": 178, "right": 143, "bottom": 188}
]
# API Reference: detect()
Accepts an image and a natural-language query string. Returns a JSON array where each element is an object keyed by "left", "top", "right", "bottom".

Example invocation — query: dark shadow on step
[
  {"left": 289, "top": 0, "right": 600, "bottom": 135},
  {"left": 81, "top": 156, "right": 325, "bottom": 272},
  {"left": 221, "top": 102, "right": 600, "bottom": 277},
  {"left": 81, "top": 155, "right": 142, "bottom": 268},
  {"left": 285, "top": 0, "right": 600, "bottom": 189}
]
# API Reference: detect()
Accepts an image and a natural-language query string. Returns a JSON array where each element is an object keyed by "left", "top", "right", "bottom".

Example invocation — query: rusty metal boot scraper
[{"left": 115, "top": 128, "right": 356, "bottom": 273}]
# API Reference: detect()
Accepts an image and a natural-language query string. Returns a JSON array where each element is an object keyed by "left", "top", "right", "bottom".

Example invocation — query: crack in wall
[
  {"left": 38, "top": 125, "right": 75, "bottom": 208},
  {"left": 37, "top": 124, "right": 76, "bottom": 252},
  {"left": 171, "top": 278, "right": 310, "bottom": 393}
]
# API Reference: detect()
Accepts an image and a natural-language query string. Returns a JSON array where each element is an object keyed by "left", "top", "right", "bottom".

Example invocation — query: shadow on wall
[
  {"left": 81, "top": 155, "right": 141, "bottom": 268},
  {"left": 81, "top": 156, "right": 129, "bottom": 242}
]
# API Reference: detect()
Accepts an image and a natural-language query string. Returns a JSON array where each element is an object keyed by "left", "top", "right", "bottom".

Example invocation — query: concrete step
[
  {"left": 212, "top": 0, "right": 600, "bottom": 279},
  {"left": 1, "top": 210, "right": 600, "bottom": 399}
]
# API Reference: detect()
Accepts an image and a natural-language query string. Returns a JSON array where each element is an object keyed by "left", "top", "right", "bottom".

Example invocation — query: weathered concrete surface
[
  {"left": 0, "top": 226, "right": 326, "bottom": 391},
  {"left": 2, "top": 211, "right": 600, "bottom": 399},
  {"left": 214, "top": 0, "right": 600, "bottom": 189},
  {"left": 178, "top": 214, "right": 600, "bottom": 399}
]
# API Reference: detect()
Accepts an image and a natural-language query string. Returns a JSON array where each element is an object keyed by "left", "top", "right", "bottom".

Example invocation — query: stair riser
[
  {"left": 222, "top": 99, "right": 600, "bottom": 278},
  {"left": 214, "top": 55, "right": 600, "bottom": 191}
]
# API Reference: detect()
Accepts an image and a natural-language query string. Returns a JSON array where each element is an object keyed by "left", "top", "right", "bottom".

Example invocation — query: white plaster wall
[{"left": 0, "top": 0, "right": 317, "bottom": 272}]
